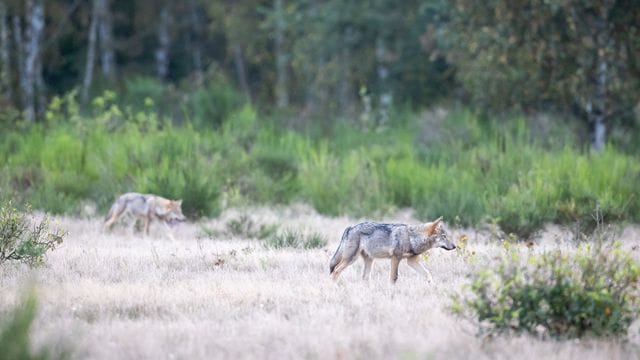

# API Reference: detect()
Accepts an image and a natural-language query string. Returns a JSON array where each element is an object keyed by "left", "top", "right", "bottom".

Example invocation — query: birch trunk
[
  {"left": 588, "top": 2, "right": 611, "bottom": 152},
  {"left": 82, "top": 2, "right": 99, "bottom": 103},
  {"left": 233, "top": 45, "right": 251, "bottom": 102},
  {"left": 375, "top": 36, "right": 392, "bottom": 126},
  {"left": 12, "top": 15, "right": 26, "bottom": 111},
  {"left": 95, "top": 0, "right": 114, "bottom": 80},
  {"left": 273, "top": 0, "right": 289, "bottom": 108},
  {"left": 188, "top": 0, "right": 203, "bottom": 78},
  {"left": 155, "top": 3, "right": 171, "bottom": 79},
  {"left": 0, "top": 2, "right": 10, "bottom": 100},
  {"left": 23, "top": 0, "right": 44, "bottom": 122},
  {"left": 337, "top": 28, "right": 353, "bottom": 115}
]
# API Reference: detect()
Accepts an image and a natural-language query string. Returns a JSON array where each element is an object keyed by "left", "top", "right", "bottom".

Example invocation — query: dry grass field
[{"left": 1, "top": 205, "right": 640, "bottom": 359}]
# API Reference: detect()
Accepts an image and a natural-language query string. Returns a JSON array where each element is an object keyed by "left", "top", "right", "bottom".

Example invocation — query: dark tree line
[{"left": 0, "top": 0, "right": 639, "bottom": 148}]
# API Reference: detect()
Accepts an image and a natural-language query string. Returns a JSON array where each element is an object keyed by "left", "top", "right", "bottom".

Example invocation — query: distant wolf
[
  {"left": 102, "top": 192, "right": 186, "bottom": 238},
  {"left": 329, "top": 217, "right": 455, "bottom": 283}
]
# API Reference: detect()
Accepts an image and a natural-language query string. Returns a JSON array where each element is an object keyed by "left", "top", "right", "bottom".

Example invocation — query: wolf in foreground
[
  {"left": 329, "top": 217, "right": 455, "bottom": 283},
  {"left": 102, "top": 192, "right": 186, "bottom": 238}
]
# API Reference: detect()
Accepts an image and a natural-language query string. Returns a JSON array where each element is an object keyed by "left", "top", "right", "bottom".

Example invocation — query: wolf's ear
[
  {"left": 177, "top": 199, "right": 183, "bottom": 206},
  {"left": 425, "top": 217, "right": 443, "bottom": 236}
]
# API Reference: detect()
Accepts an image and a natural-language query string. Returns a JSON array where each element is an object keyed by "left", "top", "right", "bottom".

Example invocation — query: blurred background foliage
[{"left": 0, "top": 0, "right": 639, "bottom": 237}]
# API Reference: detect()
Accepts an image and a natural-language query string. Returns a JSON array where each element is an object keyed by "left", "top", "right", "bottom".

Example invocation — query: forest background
[{"left": 1, "top": 0, "right": 640, "bottom": 238}]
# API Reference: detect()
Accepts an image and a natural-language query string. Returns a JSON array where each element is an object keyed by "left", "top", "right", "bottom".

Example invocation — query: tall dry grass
[{"left": 1, "top": 206, "right": 639, "bottom": 359}]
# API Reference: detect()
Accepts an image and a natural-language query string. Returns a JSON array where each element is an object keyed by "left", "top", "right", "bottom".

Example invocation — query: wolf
[
  {"left": 102, "top": 192, "right": 186, "bottom": 238},
  {"left": 329, "top": 217, "right": 455, "bottom": 283}
]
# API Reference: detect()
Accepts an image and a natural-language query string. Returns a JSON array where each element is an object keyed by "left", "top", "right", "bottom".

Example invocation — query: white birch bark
[
  {"left": 0, "top": 2, "right": 10, "bottom": 99},
  {"left": 155, "top": 3, "right": 171, "bottom": 79},
  {"left": 95, "top": 0, "right": 114, "bottom": 80},
  {"left": 588, "top": 1, "right": 612, "bottom": 152},
  {"left": 12, "top": 15, "right": 26, "bottom": 110},
  {"left": 188, "top": 0, "right": 203, "bottom": 78},
  {"left": 233, "top": 45, "right": 251, "bottom": 102},
  {"left": 274, "top": 0, "right": 289, "bottom": 108},
  {"left": 82, "top": 2, "right": 99, "bottom": 103},
  {"left": 375, "top": 36, "right": 392, "bottom": 126},
  {"left": 23, "top": 0, "right": 44, "bottom": 122}
]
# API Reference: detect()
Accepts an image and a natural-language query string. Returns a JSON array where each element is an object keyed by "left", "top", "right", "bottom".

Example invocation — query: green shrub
[
  {"left": 2, "top": 91, "right": 640, "bottom": 237},
  {"left": 184, "top": 82, "right": 244, "bottom": 129},
  {"left": 224, "top": 214, "right": 278, "bottom": 240},
  {"left": 263, "top": 229, "right": 327, "bottom": 249},
  {"left": 452, "top": 240, "right": 640, "bottom": 338},
  {"left": 0, "top": 202, "right": 66, "bottom": 266}
]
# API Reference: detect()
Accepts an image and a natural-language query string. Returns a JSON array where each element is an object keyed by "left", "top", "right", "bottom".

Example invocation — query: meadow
[
  {"left": 2, "top": 93, "right": 640, "bottom": 358},
  {"left": 1, "top": 206, "right": 639, "bottom": 359}
]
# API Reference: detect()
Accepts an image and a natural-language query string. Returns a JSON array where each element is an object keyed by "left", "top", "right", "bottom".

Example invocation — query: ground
[{"left": 1, "top": 205, "right": 639, "bottom": 359}]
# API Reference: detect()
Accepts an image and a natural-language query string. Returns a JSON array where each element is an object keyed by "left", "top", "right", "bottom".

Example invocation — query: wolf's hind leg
[
  {"left": 407, "top": 255, "right": 434, "bottom": 283},
  {"left": 330, "top": 236, "right": 360, "bottom": 281},
  {"left": 361, "top": 253, "right": 373, "bottom": 281},
  {"left": 102, "top": 204, "right": 124, "bottom": 232},
  {"left": 330, "top": 249, "right": 359, "bottom": 281}
]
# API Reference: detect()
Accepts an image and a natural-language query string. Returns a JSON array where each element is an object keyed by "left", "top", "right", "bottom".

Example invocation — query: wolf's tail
[{"left": 329, "top": 226, "right": 352, "bottom": 274}]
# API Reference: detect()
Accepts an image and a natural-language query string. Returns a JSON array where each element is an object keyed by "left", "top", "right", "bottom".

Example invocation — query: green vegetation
[
  {"left": 452, "top": 238, "right": 640, "bottom": 338},
  {"left": 1, "top": 91, "right": 639, "bottom": 238},
  {"left": 0, "top": 289, "right": 69, "bottom": 359},
  {"left": 0, "top": 201, "right": 66, "bottom": 266},
  {"left": 224, "top": 214, "right": 279, "bottom": 240},
  {"left": 263, "top": 229, "right": 327, "bottom": 250}
]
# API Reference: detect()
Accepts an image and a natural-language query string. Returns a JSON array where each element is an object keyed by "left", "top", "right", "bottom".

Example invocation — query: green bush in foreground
[
  {"left": 0, "top": 290, "right": 69, "bottom": 359},
  {"left": 0, "top": 202, "right": 66, "bottom": 266},
  {"left": 452, "top": 239, "right": 640, "bottom": 338}
]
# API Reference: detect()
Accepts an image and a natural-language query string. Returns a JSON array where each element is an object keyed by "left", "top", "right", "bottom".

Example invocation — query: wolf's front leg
[
  {"left": 389, "top": 257, "right": 400, "bottom": 284},
  {"left": 162, "top": 221, "right": 177, "bottom": 241},
  {"left": 407, "top": 255, "right": 433, "bottom": 283}
]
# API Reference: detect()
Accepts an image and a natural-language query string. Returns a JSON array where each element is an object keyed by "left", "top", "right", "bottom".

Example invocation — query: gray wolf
[
  {"left": 102, "top": 192, "right": 186, "bottom": 238},
  {"left": 329, "top": 217, "right": 455, "bottom": 283}
]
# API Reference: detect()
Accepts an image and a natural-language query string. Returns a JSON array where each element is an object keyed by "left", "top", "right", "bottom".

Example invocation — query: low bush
[
  {"left": 0, "top": 202, "right": 66, "bottom": 266},
  {"left": 263, "top": 229, "right": 327, "bottom": 250},
  {"left": 224, "top": 214, "right": 278, "bottom": 240},
  {"left": 451, "top": 239, "right": 640, "bottom": 338}
]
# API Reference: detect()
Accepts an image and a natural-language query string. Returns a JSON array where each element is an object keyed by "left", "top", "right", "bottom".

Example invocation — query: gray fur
[
  {"left": 329, "top": 218, "right": 455, "bottom": 283},
  {"left": 103, "top": 192, "right": 186, "bottom": 236}
]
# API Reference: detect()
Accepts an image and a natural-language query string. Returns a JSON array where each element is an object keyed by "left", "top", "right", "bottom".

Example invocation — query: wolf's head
[
  {"left": 162, "top": 199, "right": 187, "bottom": 226},
  {"left": 424, "top": 217, "right": 456, "bottom": 250}
]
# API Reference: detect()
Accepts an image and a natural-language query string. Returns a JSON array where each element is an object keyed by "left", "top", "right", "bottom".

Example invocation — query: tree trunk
[
  {"left": 23, "top": 0, "right": 45, "bottom": 122},
  {"left": 35, "top": 47, "right": 45, "bottom": 119},
  {"left": 591, "top": 59, "right": 607, "bottom": 152},
  {"left": 273, "top": 0, "right": 289, "bottom": 108},
  {"left": 188, "top": 0, "right": 203, "bottom": 80},
  {"left": 155, "top": 3, "right": 171, "bottom": 79},
  {"left": 12, "top": 15, "right": 26, "bottom": 112},
  {"left": 589, "top": 2, "right": 611, "bottom": 152},
  {"left": 375, "top": 36, "right": 392, "bottom": 126},
  {"left": 0, "top": 2, "right": 11, "bottom": 100},
  {"left": 82, "top": 3, "right": 99, "bottom": 103},
  {"left": 95, "top": 0, "right": 115, "bottom": 81},
  {"left": 337, "top": 28, "right": 353, "bottom": 115},
  {"left": 233, "top": 44, "right": 251, "bottom": 102}
]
